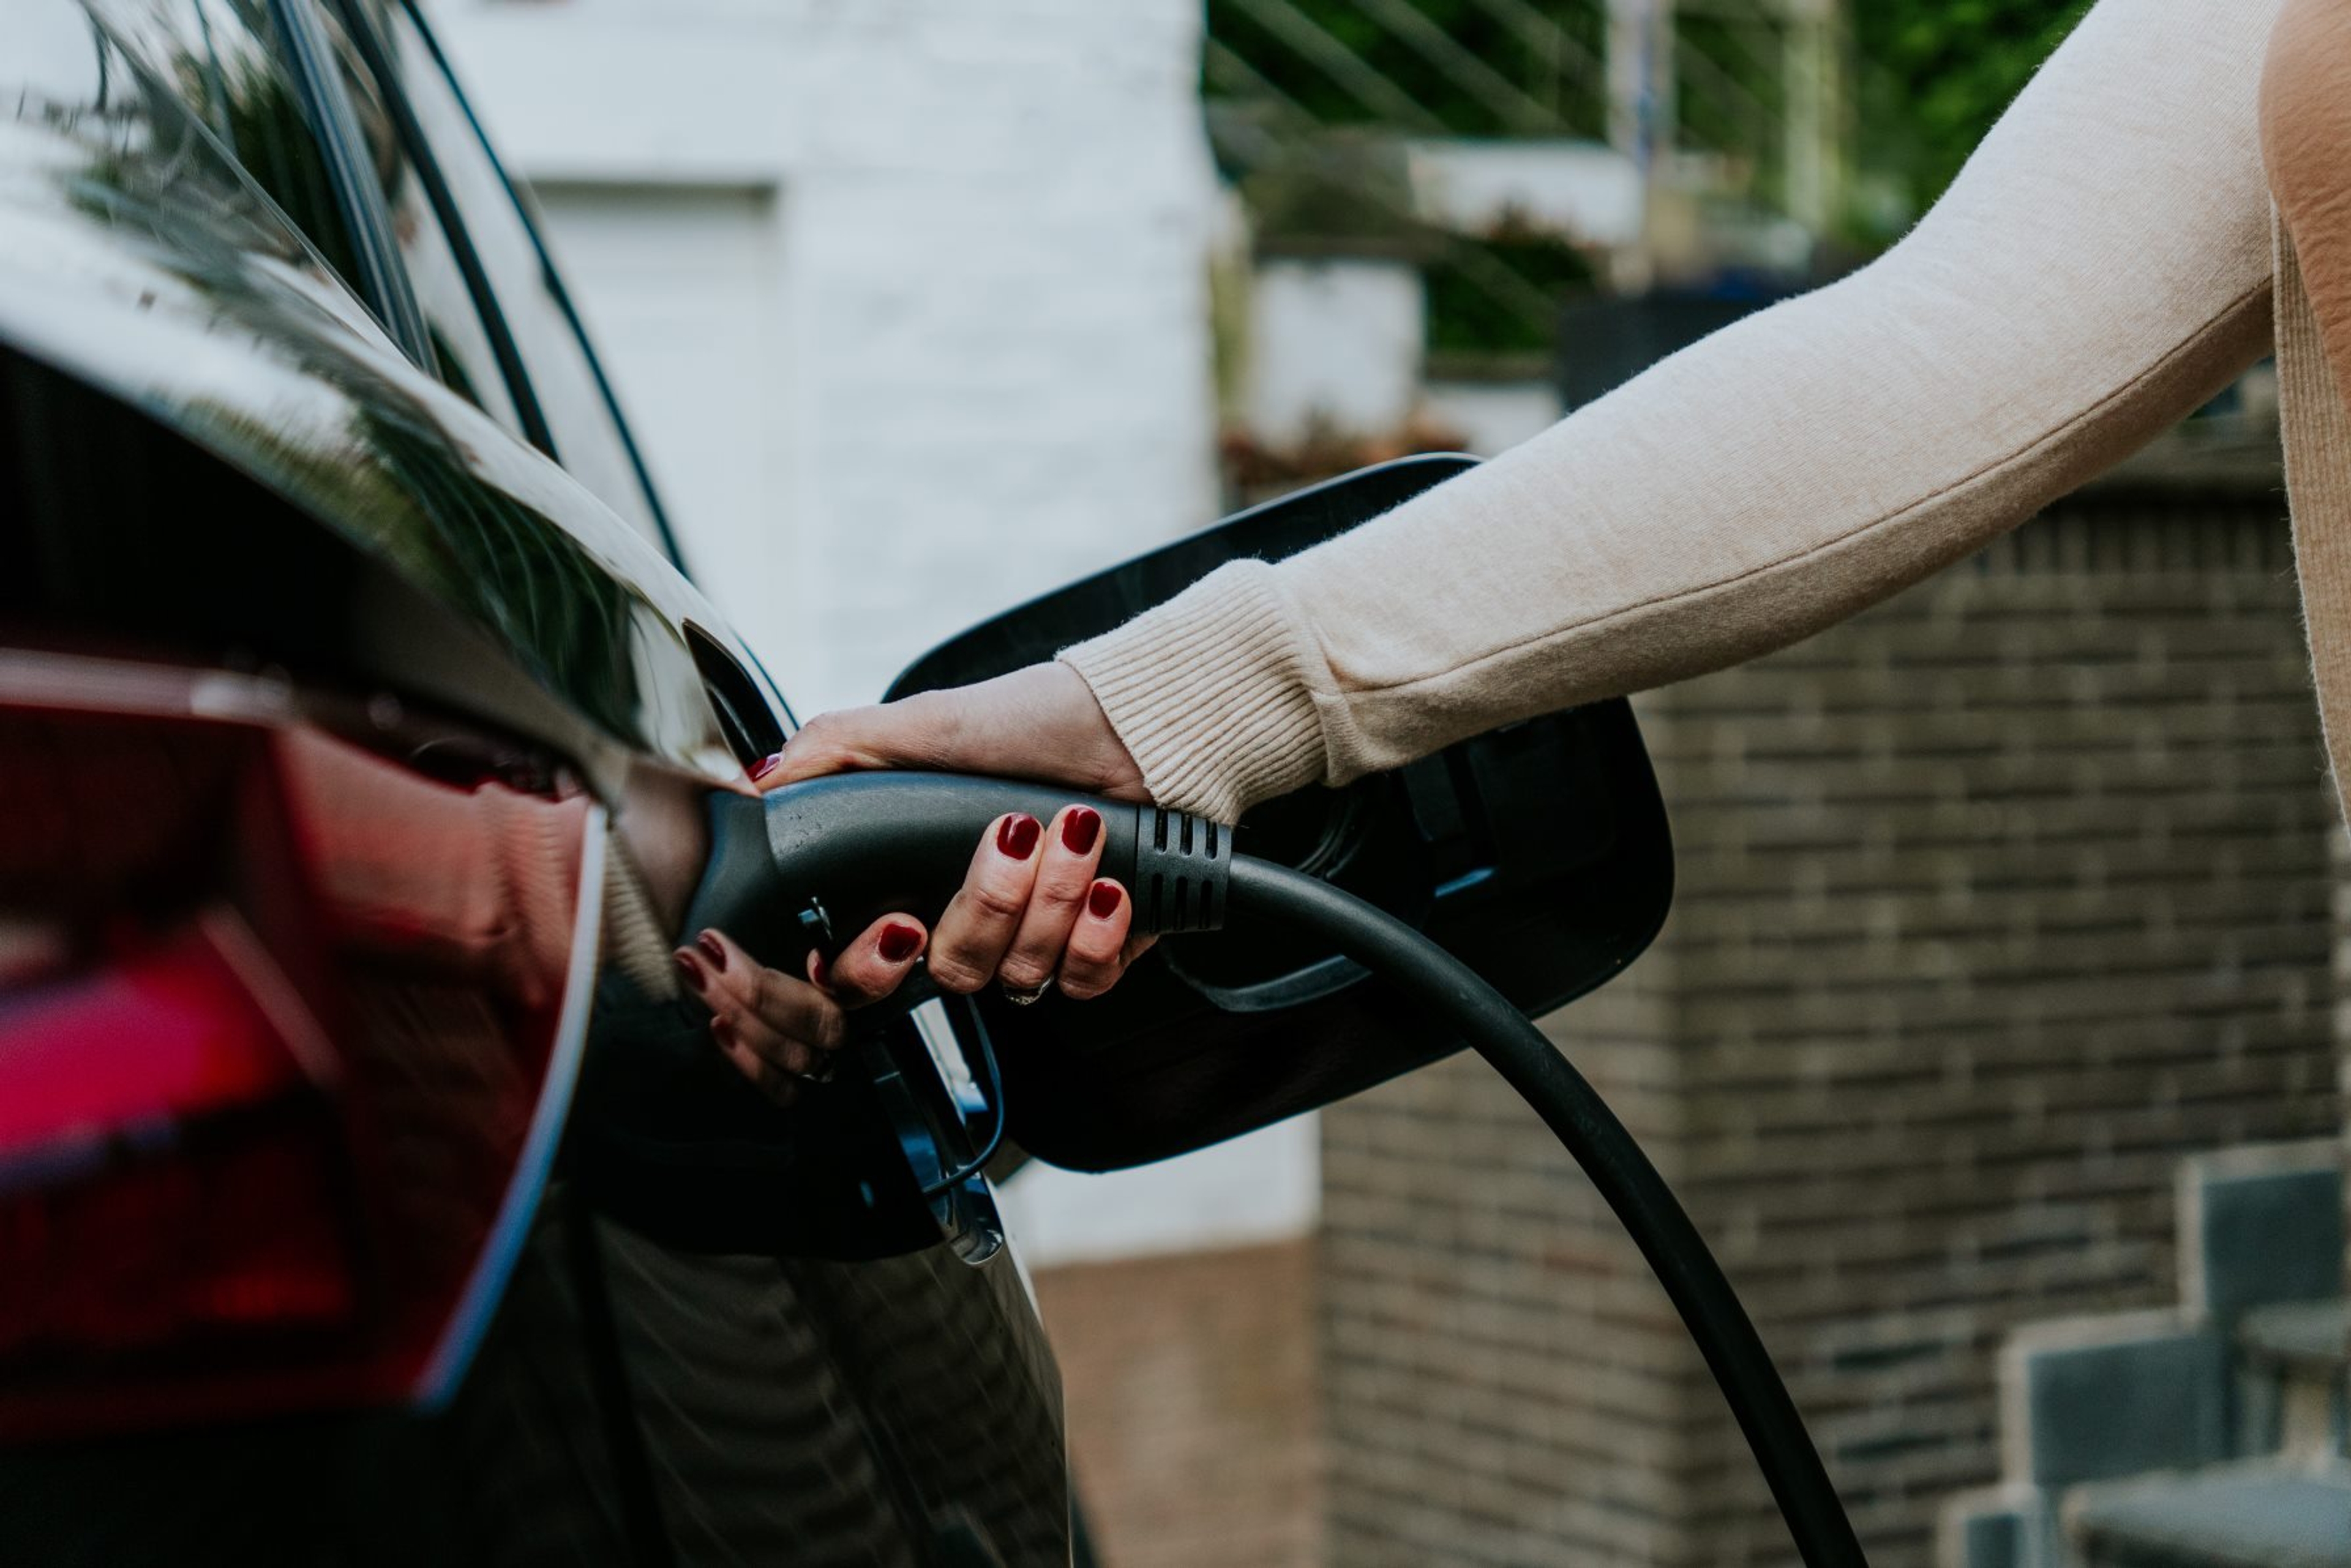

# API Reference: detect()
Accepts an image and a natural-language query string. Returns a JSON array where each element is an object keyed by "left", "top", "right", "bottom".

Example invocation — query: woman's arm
[
  {"left": 1064, "top": 0, "right": 2280, "bottom": 822},
  {"left": 735, "top": 0, "right": 2283, "bottom": 1043}
]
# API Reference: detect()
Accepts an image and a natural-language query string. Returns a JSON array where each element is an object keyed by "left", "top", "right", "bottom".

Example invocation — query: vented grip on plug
[
  {"left": 679, "top": 773, "right": 1230, "bottom": 970},
  {"left": 1127, "top": 807, "right": 1226, "bottom": 934}
]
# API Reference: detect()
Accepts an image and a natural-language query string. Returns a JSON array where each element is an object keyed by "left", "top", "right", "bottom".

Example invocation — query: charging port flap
[{"left": 888, "top": 456, "right": 1674, "bottom": 1173}]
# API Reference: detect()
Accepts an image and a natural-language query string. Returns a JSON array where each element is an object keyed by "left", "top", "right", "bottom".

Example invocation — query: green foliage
[
  {"left": 1205, "top": 0, "right": 1607, "bottom": 138},
  {"left": 1854, "top": 0, "right": 2094, "bottom": 216},
  {"left": 1209, "top": 1, "right": 2102, "bottom": 241},
  {"left": 1235, "top": 131, "right": 1422, "bottom": 246},
  {"left": 1425, "top": 222, "right": 1599, "bottom": 357}
]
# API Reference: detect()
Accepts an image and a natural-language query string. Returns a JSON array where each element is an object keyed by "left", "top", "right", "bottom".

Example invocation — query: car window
[
  {"left": 335, "top": 0, "right": 673, "bottom": 555},
  {"left": 309, "top": 3, "right": 525, "bottom": 429},
  {"left": 79, "top": 0, "right": 372, "bottom": 296}
]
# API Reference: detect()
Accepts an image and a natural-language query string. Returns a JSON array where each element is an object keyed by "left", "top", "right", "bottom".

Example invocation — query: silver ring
[
  {"left": 1000, "top": 975, "right": 1054, "bottom": 1007},
  {"left": 787, "top": 1056, "right": 840, "bottom": 1086}
]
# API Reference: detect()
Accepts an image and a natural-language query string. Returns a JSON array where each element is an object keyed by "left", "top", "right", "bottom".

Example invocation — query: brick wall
[
  {"left": 2334, "top": 825, "right": 2351, "bottom": 1289},
  {"left": 1032, "top": 1240, "right": 1321, "bottom": 1568},
  {"left": 1320, "top": 495, "right": 2347, "bottom": 1568}
]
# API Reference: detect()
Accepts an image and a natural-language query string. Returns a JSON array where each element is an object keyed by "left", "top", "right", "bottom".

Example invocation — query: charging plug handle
[{"left": 682, "top": 773, "right": 1229, "bottom": 968}]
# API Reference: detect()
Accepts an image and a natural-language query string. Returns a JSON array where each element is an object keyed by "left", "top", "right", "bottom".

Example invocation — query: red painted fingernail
[
  {"left": 751, "top": 752, "right": 785, "bottom": 783},
  {"left": 1061, "top": 806, "right": 1101, "bottom": 855},
  {"left": 1087, "top": 881, "right": 1122, "bottom": 919},
  {"left": 697, "top": 931, "right": 729, "bottom": 972},
  {"left": 997, "top": 814, "right": 1041, "bottom": 860},
  {"left": 879, "top": 923, "right": 923, "bottom": 963},
  {"left": 808, "top": 950, "right": 831, "bottom": 989},
  {"left": 675, "top": 950, "right": 707, "bottom": 992}
]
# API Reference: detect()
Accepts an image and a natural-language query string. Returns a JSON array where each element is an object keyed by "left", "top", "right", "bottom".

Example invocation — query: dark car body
[
  {"left": 0, "top": 2, "right": 1067, "bottom": 1562},
  {"left": 0, "top": 3, "right": 1672, "bottom": 1563}
]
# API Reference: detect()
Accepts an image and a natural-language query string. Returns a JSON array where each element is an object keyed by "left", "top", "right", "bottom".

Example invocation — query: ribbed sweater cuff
[{"left": 1058, "top": 560, "right": 1329, "bottom": 823}]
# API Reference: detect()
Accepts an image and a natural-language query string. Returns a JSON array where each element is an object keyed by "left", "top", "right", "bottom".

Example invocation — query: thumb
[
  {"left": 759, "top": 664, "right": 1146, "bottom": 797},
  {"left": 759, "top": 696, "right": 953, "bottom": 787}
]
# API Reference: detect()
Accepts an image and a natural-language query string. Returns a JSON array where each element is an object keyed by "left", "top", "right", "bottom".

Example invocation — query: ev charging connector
[{"left": 680, "top": 771, "right": 1869, "bottom": 1568}]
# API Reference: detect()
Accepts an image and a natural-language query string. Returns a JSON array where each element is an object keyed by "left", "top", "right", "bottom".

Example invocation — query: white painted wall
[
  {"left": 432, "top": 0, "right": 1316, "bottom": 1261},
  {"left": 1404, "top": 138, "right": 1644, "bottom": 247},
  {"left": 1421, "top": 378, "right": 1564, "bottom": 457},
  {"left": 1000, "top": 1119, "right": 1321, "bottom": 1267},
  {"left": 434, "top": 0, "right": 1221, "bottom": 716},
  {"left": 526, "top": 181, "right": 797, "bottom": 671},
  {"left": 1244, "top": 257, "right": 1425, "bottom": 447}
]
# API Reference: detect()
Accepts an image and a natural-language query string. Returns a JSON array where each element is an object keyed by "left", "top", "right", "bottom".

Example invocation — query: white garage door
[{"left": 527, "top": 182, "right": 805, "bottom": 699}]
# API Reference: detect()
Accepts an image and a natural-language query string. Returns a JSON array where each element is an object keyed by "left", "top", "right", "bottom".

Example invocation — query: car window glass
[
  {"left": 353, "top": 1, "right": 667, "bottom": 549},
  {"left": 2, "top": 0, "right": 400, "bottom": 365},
  {"left": 81, "top": 0, "right": 372, "bottom": 304},
  {"left": 311, "top": 4, "right": 522, "bottom": 428}
]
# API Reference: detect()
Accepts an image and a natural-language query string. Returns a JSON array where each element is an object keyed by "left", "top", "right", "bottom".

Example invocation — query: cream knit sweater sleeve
[{"left": 1062, "top": 0, "right": 2281, "bottom": 823}]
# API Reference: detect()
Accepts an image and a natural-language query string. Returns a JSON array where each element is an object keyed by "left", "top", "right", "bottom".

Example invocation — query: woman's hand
[
  {"left": 760, "top": 662, "right": 1147, "bottom": 800},
  {"left": 676, "top": 664, "right": 1153, "bottom": 1105}
]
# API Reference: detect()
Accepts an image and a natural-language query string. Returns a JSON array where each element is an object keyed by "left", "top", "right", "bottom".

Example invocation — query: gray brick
[{"left": 1320, "top": 501, "right": 2347, "bottom": 1568}]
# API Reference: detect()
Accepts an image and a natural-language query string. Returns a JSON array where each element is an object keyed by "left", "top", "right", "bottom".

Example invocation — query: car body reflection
[{"left": 0, "top": 3, "right": 1068, "bottom": 1563}]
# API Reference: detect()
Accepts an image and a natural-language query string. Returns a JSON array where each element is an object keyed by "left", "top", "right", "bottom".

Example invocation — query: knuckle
[
  {"left": 963, "top": 883, "right": 1028, "bottom": 925},
  {"left": 828, "top": 975, "right": 885, "bottom": 1009},
  {"left": 1028, "top": 879, "right": 1086, "bottom": 915},
  {"left": 997, "top": 953, "right": 1051, "bottom": 990},
  {"left": 1069, "top": 929, "right": 1124, "bottom": 968},
  {"left": 752, "top": 967, "right": 800, "bottom": 1021},
  {"left": 926, "top": 953, "right": 991, "bottom": 993},
  {"left": 1057, "top": 962, "right": 1112, "bottom": 1001}
]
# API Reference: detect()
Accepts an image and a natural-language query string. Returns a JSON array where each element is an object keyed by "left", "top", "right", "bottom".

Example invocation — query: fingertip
[
  {"left": 1056, "top": 803, "right": 1103, "bottom": 857},
  {"left": 994, "top": 811, "right": 1043, "bottom": 862},
  {"left": 1057, "top": 879, "right": 1133, "bottom": 1001},
  {"left": 830, "top": 915, "right": 929, "bottom": 1002},
  {"left": 878, "top": 920, "right": 926, "bottom": 965},
  {"left": 1083, "top": 880, "right": 1133, "bottom": 948}
]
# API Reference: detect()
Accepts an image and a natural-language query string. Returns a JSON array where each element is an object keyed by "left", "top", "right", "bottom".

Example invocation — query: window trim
[
  {"left": 327, "top": 0, "right": 557, "bottom": 460},
  {"left": 268, "top": 0, "right": 435, "bottom": 366},
  {"left": 386, "top": 0, "right": 690, "bottom": 576}
]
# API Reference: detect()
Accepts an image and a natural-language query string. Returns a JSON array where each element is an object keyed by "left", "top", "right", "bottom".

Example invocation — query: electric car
[{"left": 0, "top": 3, "right": 1671, "bottom": 1563}]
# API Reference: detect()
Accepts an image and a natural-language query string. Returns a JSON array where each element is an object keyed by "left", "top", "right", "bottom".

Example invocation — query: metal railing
[{"left": 1206, "top": 0, "right": 1850, "bottom": 228}]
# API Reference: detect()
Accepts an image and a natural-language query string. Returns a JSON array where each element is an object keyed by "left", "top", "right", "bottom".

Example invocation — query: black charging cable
[
  {"left": 685, "top": 773, "right": 1869, "bottom": 1568},
  {"left": 916, "top": 1001, "right": 1006, "bottom": 1198},
  {"left": 1224, "top": 855, "right": 1868, "bottom": 1568}
]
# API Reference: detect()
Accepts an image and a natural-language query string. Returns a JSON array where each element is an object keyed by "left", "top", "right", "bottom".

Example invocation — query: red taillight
[
  {"left": 0, "top": 920, "right": 355, "bottom": 1355},
  {"left": 0, "top": 658, "right": 596, "bottom": 1440}
]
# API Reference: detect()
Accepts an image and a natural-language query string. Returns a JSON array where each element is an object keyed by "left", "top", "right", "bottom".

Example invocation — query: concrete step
[
  {"left": 2067, "top": 1460, "right": 2351, "bottom": 1568},
  {"left": 2240, "top": 1298, "right": 2351, "bottom": 1376},
  {"left": 2236, "top": 1299, "right": 2350, "bottom": 1460}
]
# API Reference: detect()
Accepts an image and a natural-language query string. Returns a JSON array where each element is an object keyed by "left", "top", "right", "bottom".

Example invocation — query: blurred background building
[{"left": 436, "top": 2, "right": 2347, "bottom": 1566}]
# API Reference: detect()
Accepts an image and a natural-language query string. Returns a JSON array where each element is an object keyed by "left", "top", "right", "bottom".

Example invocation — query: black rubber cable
[
  {"left": 1225, "top": 855, "right": 1869, "bottom": 1568},
  {"left": 678, "top": 773, "right": 1866, "bottom": 1562}
]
